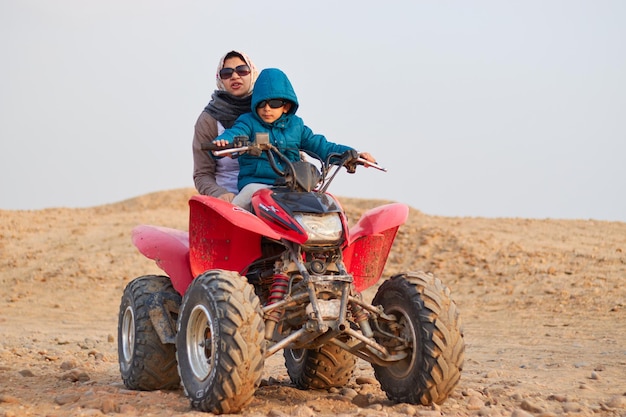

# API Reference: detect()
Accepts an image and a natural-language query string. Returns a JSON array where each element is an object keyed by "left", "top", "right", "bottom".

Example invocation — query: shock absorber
[
  {"left": 265, "top": 270, "right": 289, "bottom": 340},
  {"left": 350, "top": 296, "right": 373, "bottom": 338}
]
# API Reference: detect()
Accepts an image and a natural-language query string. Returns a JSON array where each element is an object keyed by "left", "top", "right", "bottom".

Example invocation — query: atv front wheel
[
  {"left": 372, "top": 271, "right": 464, "bottom": 405},
  {"left": 176, "top": 270, "right": 265, "bottom": 414},
  {"left": 118, "top": 275, "right": 181, "bottom": 390},
  {"left": 284, "top": 344, "right": 356, "bottom": 390}
]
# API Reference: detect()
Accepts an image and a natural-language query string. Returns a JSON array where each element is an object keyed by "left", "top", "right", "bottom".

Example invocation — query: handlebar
[{"left": 202, "top": 136, "right": 387, "bottom": 172}]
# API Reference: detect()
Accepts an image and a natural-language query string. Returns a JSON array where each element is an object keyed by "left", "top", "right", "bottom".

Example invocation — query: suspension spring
[
  {"left": 351, "top": 301, "right": 370, "bottom": 324},
  {"left": 265, "top": 272, "right": 289, "bottom": 328},
  {"left": 268, "top": 273, "right": 289, "bottom": 305}
]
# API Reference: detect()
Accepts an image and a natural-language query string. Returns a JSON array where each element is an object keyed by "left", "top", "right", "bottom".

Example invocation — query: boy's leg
[{"left": 232, "top": 183, "right": 271, "bottom": 211}]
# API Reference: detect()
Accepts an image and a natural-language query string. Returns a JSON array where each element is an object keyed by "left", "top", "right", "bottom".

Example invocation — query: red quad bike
[{"left": 117, "top": 134, "right": 465, "bottom": 414}]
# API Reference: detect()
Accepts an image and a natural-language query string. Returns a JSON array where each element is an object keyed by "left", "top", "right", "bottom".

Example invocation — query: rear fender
[
  {"left": 189, "top": 195, "right": 282, "bottom": 277},
  {"left": 343, "top": 203, "right": 409, "bottom": 291},
  {"left": 131, "top": 226, "right": 192, "bottom": 295}
]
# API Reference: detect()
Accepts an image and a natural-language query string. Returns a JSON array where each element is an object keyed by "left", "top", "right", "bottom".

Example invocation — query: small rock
[
  {"left": 100, "top": 397, "right": 117, "bottom": 414},
  {"left": 88, "top": 350, "right": 104, "bottom": 361},
  {"left": 562, "top": 402, "right": 582, "bottom": 413},
  {"left": 60, "top": 360, "right": 77, "bottom": 370},
  {"left": 118, "top": 404, "right": 137, "bottom": 414},
  {"left": 292, "top": 405, "right": 316, "bottom": 417},
  {"left": 467, "top": 396, "right": 484, "bottom": 410},
  {"left": 352, "top": 393, "right": 370, "bottom": 407},
  {"left": 355, "top": 376, "right": 378, "bottom": 385},
  {"left": 0, "top": 394, "right": 20, "bottom": 404},
  {"left": 268, "top": 409, "right": 289, "bottom": 417},
  {"left": 60, "top": 369, "right": 90, "bottom": 382},
  {"left": 548, "top": 394, "right": 568, "bottom": 402},
  {"left": 510, "top": 409, "right": 534, "bottom": 417},
  {"left": 462, "top": 388, "right": 482, "bottom": 397},
  {"left": 18, "top": 369, "right": 34, "bottom": 377},
  {"left": 340, "top": 387, "right": 359, "bottom": 400},
  {"left": 484, "top": 370, "right": 499, "bottom": 378},
  {"left": 590, "top": 371, "right": 600, "bottom": 380},
  {"left": 107, "top": 334, "right": 115, "bottom": 343},
  {"left": 520, "top": 399, "right": 544, "bottom": 413},
  {"left": 606, "top": 395, "right": 626, "bottom": 409},
  {"left": 54, "top": 393, "right": 81, "bottom": 405},
  {"left": 394, "top": 403, "right": 418, "bottom": 416}
]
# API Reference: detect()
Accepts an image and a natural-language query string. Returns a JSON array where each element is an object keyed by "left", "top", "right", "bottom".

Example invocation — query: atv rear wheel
[
  {"left": 176, "top": 270, "right": 265, "bottom": 414},
  {"left": 372, "top": 271, "right": 464, "bottom": 405},
  {"left": 284, "top": 344, "right": 356, "bottom": 390},
  {"left": 118, "top": 275, "right": 181, "bottom": 390}
]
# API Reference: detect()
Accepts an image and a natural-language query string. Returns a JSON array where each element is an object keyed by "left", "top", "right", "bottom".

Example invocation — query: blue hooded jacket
[{"left": 214, "top": 68, "right": 354, "bottom": 190}]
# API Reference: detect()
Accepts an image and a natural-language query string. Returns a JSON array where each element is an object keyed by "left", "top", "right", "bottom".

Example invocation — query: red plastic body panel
[
  {"left": 131, "top": 193, "right": 409, "bottom": 296},
  {"left": 251, "top": 188, "right": 309, "bottom": 244},
  {"left": 342, "top": 203, "right": 409, "bottom": 292},
  {"left": 188, "top": 195, "right": 282, "bottom": 280},
  {"left": 131, "top": 225, "right": 193, "bottom": 295}
]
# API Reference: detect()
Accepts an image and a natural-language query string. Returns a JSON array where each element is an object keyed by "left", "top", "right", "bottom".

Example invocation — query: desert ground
[{"left": 1, "top": 188, "right": 625, "bottom": 417}]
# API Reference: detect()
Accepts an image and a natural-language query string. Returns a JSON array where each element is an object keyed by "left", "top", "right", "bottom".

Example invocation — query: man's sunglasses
[
  {"left": 256, "top": 99, "right": 287, "bottom": 109},
  {"left": 219, "top": 65, "right": 251, "bottom": 79}
]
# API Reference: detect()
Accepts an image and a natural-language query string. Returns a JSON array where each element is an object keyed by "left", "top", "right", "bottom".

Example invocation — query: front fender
[{"left": 343, "top": 203, "right": 409, "bottom": 291}]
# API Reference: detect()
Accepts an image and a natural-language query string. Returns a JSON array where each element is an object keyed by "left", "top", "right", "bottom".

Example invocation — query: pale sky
[{"left": 2, "top": 1, "right": 625, "bottom": 221}]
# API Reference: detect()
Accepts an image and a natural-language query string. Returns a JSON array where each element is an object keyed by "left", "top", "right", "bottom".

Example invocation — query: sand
[{"left": 1, "top": 188, "right": 625, "bottom": 416}]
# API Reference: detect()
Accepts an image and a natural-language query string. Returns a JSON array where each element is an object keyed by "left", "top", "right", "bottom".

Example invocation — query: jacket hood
[
  {"left": 215, "top": 50, "right": 258, "bottom": 95},
  {"left": 251, "top": 68, "right": 299, "bottom": 116}
]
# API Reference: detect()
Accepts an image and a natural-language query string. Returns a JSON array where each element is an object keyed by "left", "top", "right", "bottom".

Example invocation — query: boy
[{"left": 212, "top": 68, "right": 375, "bottom": 209}]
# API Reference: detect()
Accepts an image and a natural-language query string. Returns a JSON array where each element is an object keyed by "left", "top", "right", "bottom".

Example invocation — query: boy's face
[
  {"left": 256, "top": 100, "right": 291, "bottom": 123},
  {"left": 221, "top": 57, "right": 252, "bottom": 97}
]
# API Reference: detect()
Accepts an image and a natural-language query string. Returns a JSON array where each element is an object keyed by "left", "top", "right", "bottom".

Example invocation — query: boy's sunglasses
[
  {"left": 256, "top": 99, "right": 287, "bottom": 109},
  {"left": 219, "top": 65, "right": 251, "bottom": 79}
]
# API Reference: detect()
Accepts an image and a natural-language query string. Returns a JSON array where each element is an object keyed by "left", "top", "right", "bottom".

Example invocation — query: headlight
[{"left": 294, "top": 212, "right": 343, "bottom": 244}]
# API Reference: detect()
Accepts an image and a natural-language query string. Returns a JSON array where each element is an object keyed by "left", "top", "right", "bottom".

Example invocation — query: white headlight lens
[{"left": 294, "top": 213, "right": 343, "bottom": 243}]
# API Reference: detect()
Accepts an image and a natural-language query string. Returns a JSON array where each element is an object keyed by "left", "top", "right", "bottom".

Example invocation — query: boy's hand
[
  {"left": 359, "top": 152, "right": 376, "bottom": 164},
  {"left": 212, "top": 139, "right": 229, "bottom": 147}
]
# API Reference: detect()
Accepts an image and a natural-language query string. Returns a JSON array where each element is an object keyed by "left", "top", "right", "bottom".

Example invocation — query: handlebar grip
[
  {"left": 358, "top": 157, "right": 387, "bottom": 172},
  {"left": 200, "top": 142, "right": 237, "bottom": 151}
]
